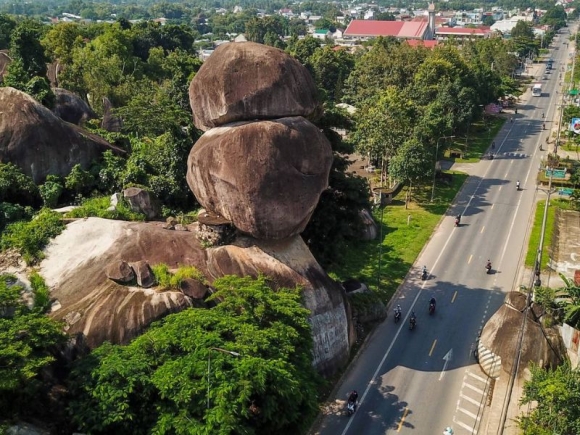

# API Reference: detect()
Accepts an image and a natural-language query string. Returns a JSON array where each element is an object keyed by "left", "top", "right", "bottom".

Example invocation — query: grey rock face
[
  {"left": 187, "top": 117, "right": 332, "bottom": 239},
  {"left": 189, "top": 42, "right": 320, "bottom": 131}
]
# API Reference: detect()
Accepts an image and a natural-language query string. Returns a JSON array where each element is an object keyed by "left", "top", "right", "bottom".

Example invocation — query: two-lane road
[{"left": 315, "top": 31, "right": 573, "bottom": 435}]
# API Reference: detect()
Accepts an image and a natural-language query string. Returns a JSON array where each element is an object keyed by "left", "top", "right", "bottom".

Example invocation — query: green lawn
[
  {"left": 443, "top": 117, "right": 506, "bottom": 163},
  {"left": 525, "top": 199, "right": 573, "bottom": 270},
  {"left": 328, "top": 172, "right": 468, "bottom": 303}
]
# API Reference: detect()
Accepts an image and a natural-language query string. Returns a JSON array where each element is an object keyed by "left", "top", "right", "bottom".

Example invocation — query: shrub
[
  {"left": 66, "top": 196, "right": 145, "bottom": 221},
  {"left": 151, "top": 263, "right": 205, "bottom": 290},
  {"left": 0, "top": 163, "right": 40, "bottom": 207},
  {"left": 39, "top": 175, "right": 63, "bottom": 208},
  {"left": 0, "top": 209, "right": 64, "bottom": 265},
  {"left": 29, "top": 271, "right": 51, "bottom": 313},
  {"left": 65, "top": 164, "right": 96, "bottom": 197}
]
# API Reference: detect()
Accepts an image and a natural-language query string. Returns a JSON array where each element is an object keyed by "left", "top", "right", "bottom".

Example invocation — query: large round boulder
[
  {"left": 189, "top": 42, "right": 320, "bottom": 131},
  {"left": 0, "top": 87, "right": 123, "bottom": 184},
  {"left": 187, "top": 117, "right": 332, "bottom": 239}
]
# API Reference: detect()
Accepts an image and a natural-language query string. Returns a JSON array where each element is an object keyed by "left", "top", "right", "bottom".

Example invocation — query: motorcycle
[
  {"left": 429, "top": 302, "right": 435, "bottom": 315},
  {"left": 486, "top": 262, "right": 492, "bottom": 274},
  {"left": 409, "top": 316, "right": 417, "bottom": 330},
  {"left": 394, "top": 310, "right": 401, "bottom": 323},
  {"left": 421, "top": 269, "right": 428, "bottom": 280},
  {"left": 347, "top": 401, "right": 356, "bottom": 415},
  {"left": 454, "top": 217, "right": 460, "bottom": 227},
  {"left": 516, "top": 182, "right": 521, "bottom": 191}
]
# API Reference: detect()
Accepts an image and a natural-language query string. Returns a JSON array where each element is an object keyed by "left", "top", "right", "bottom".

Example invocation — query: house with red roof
[
  {"left": 343, "top": 3, "right": 437, "bottom": 42},
  {"left": 344, "top": 20, "right": 431, "bottom": 41},
  {"left": 435, "top": 26, "right": 492, "bottom": 41}
]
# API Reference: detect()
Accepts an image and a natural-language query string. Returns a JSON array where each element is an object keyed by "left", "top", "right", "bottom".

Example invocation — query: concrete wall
[{"left": 559, "top": 323, "right": 580, "bottom": 368}]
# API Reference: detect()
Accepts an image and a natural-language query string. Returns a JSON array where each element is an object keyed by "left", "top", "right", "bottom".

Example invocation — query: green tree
[
  {"left": 3, "top": 19, "right": 54, "bottom": 107},
  {"left": 0, "top": 14, "right": 17, "bottom": 50},
  {"left": 510, "top": 20, "right": 539, "bottom": 59},
  {"left": 303, "top": 106, "right": 371, "bottom": 267},
  {"left": 39, "top": 175, "right": 63, "bottom": 208},
  {"left": 68, "top": 275, "right": 321, "bottom": 435},
  {"left": 41, "top": 22, "right": 84, "bottom": 66},
  {"left": 350, "top": 86, "right": 417, "bottom": 183},
  {"left": 309, "top": 46, "right": 355, "bottom": 102},
  {"left": 0, "top": 163, "right": 40, "bottom": 207},
  {"left": 65, "top": 164, "right": 96, "bottom": 197},
  {"left": 389, "top": 138, "right": 432, "bottom": 202},
  {"left": 519, "top": 362, "right": 580, "bottom": 435},
  {"left": 482, "top": 15, "right": 495, "bottom": 26},
  {"left": 557, "top": 272, "right": 580, "bottom": 328},
  {"left": 0, "top": 274, "right": 66, "bottom": 420}
]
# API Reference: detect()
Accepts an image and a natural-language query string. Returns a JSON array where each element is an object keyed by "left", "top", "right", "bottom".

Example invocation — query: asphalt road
[{"left": 315, "top": 33, "right": 572, "bottom": 435}]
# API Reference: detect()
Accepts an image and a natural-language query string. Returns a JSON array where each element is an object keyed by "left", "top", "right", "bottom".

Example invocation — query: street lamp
[
  {"left": 430, "top": 135, "right": 456, "bottom": 202},
  {"left": 207, "top": 347, "right": 240, "bottom": 409}
]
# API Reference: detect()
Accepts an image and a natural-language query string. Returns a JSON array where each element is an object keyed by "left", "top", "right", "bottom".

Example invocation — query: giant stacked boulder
[{"left": 187, "top": 42, "right": 351, "bottom": 375}]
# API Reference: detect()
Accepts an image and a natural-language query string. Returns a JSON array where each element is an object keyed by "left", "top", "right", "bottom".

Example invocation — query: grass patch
[
  {"left": 525, "top": 199, "right": 573, "bottom": 270},
  {"left": 0, "top": 209, "right": 65, "bottom": 265},
  {"left": 443, "top": 117, "right": 506, "bottom": 163},
  {"left": 151, "top": 263, "right": 205, "bottom": 290},
  {"left": 328, "top": 171, "right": 468, "bottom": 303},
  {"left": 66, "top": 196, "right": 146, "bottom": 221}
]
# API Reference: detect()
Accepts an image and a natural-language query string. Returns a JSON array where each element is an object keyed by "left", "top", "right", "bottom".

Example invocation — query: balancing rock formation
[{"left": 187, "top": 42, "right": 351, "bottom": 374}]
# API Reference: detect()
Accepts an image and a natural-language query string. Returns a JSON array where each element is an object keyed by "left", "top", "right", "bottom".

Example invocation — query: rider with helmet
[{"left": 348, "top": 390, "right": 359, "bottom": 411}]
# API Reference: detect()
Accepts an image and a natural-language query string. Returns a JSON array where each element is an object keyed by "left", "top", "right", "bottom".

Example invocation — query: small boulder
[
  {"left": 130, "top": 260, "right": 155, "bottom": 288},
  {"left": 187, "top": 117, "right": 332, "bottom": 239},
  {"left": 52, "top": 88, "right": 97, "bottom": 125},
  {"left": 123, "top": 187, "right": 160, "bottom": 220},
  {"left": 0, "top": 50, "right": 12, "bottom": 81},
  {"left": 106, "top": 260, "right": 135, "bottom": 283},
  {"left": 189, "top": 42, "right": 320, "bottom": 131},
  {"left": 180, "top": 278, "right": 208, "bottom": 299},
  {"left": 101, "top": 97, "right": 123, "bottom": 132}
]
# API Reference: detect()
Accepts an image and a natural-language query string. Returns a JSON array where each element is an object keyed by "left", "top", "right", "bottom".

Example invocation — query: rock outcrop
[
  {"left": 186, "top": 41, "right": 350, "bottom": 375},
  {"left": 479, "top": 292, "right": 565, "bottom": 378},
  {"left": 189, "top": 42, "right": 321, "bottom": 131},
  {"left": 187, "top": 117, "right": 332, "bottom": 239},
  {"left": 52, "top": 88, "right": 97, "bottom": 125},
  {"left": 39, "top": 217, "right": 350, "bottom": 376},
  {"left": 0, "top": 87, "right": 124, "bottom": 184},
  {"left": 40, "top": 218, "right": 206, "bottom": 348},
  {"left": 123, "top": 187, "right": 160, "bottom": 220},
  {"left": 0, "top": 50, "right": 11, "bottom": 81}
]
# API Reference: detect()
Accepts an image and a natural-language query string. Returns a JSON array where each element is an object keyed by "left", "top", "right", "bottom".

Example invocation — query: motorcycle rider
[
  {"left": 429, "top": 297, "right": 436, "bottom": 312},
  {"left": 347, "top": 390, "right": 359, "bottom": 411},
  {"left": 422, "top": 265, "right": 428, "bottom": 278},
  {"left": 516, "top": 180, "right": 521, "bottom": 190},
  {"left": 455, "top": 214, "right": 461, "bottom": 225},
  {"left": 486, "top": 259, "right": 492, "bottom": 273},
  {"left": 394, "top": 304, "right": 402, "bottom": 321},
  {"left": 410, "top": 311, "right": 417, "bottom": 327}
]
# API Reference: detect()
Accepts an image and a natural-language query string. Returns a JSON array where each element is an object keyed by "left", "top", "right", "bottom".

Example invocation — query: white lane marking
[
  {"left": 460, "top": 393, "right": 482, "bottom": 407},
  {"left": 466, "top": 371, "right": 487, "bottom": 383},
  {"left": 455, "top": 419, "right": 478, "bottom": 434},
  {"left": 458, "top": 407, "right": 481, "bottom": 421},
  {"left": 464, "top": 383, "right": 485, "bottom": 395}
]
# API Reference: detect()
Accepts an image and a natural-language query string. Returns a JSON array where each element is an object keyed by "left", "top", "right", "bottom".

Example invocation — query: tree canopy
[{"left": 68, "top": 275, "right": 322, "bottom": 435}]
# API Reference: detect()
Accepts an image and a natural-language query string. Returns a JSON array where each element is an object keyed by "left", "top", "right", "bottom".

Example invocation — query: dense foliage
[
  {"left": 519, "top": 362, "right": 580, "bottom": 435},
  {"left": 0, "top": 274, "right": 66, "bottom": 422},
  {"left": 0, "top": 209, "right": 65, "bottom": 264},
  {"left": 67, "top": 275, "right": 322, "bottom": 435}
]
